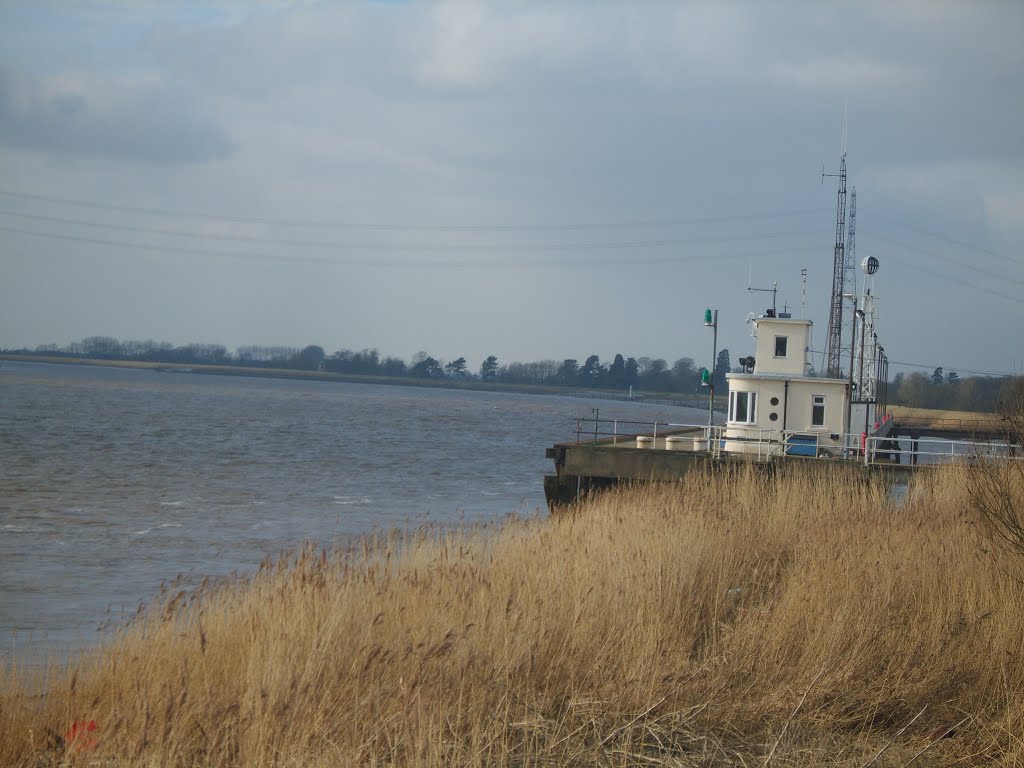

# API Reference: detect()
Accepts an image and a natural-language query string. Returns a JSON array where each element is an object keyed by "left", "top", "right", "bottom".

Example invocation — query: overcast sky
[{"left": 2, "top": 1, "right": 1022, "bottom": 377}]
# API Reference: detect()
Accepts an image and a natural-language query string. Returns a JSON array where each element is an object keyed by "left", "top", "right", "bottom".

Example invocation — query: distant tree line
[
  {"left": 7, "top": 337, "right": 732, "bottom": 393},
  {"left": 6, "top": 337, "right": 1019, "bottom": 412},
  {"left": 891, "top": 368, "right": 1019, "bottom": 413}
]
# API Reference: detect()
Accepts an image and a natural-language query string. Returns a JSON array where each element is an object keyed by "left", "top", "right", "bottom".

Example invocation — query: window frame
[
  {"left": 811, "top": 394, "right": 826, "bottom": 428},
  {"left": 774, "top": 335, "right": 788, "bottom": 358},
  {"left": 729, "top": 390, "right": 757, "bottom": 425}
]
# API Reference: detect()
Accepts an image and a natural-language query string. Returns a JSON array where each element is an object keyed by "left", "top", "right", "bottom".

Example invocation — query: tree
[
  {"left": 411, "top": 355, "right": 443, "bottom": 378},
  {"left": 947, "top": 371, "right": 960, "bottom": 386},
  {"left": 640, "top": 358, "right": 671, "bottom": 391},
  {"left": 557, "top": 359, "right": 579, "bottom": 385},
  {"left": 580, "top": 354, "right": 604, "bottom": 384},
  {"left": 713, "top": 349, "right": 731, "bottom": 390},
  {"left": 967, "top": 377, "right": 1024, "bottom": 558},
  {"left": 606, "top": 353, "right": 625, "bottom": 386},
  {"left": 327, "top": 348, "right": 381, "bottom": 375},
  {"left": 672, "top": 357, "right": 698, "bottom": 391},
  {"left": 896, "top": 372, "right": 932, "bottom": 408},
  {"left": 480, "top": 355, "right": 499, "bottom": 382},
  {"left": 290, "top": 345, "right": 325, "bottom": 371},
  {"left": 82, "top": 336, "right": 124, "bottom": 359},
  {"left": 932, "top": 367, "right": 944, "bottom": 386},
  {"left": 445, "top": 357, "right": 468, "bottom": 378},
  {"left": 380, "top": 356, "right": 406, "bottom": 376},
  {"left": 624, "top": 357, "right": 639, "bottom": 386}
]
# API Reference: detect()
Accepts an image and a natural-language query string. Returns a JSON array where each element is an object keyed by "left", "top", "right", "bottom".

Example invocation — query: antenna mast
[
  {"left": 823, "top": 149, "right": 848, "bottom": 377},
  {"left": 800, "top": 267, "right": 808, "bottom": 319},
  {"left": 843, "top": 188, "right": 859, "bottom": 381}
]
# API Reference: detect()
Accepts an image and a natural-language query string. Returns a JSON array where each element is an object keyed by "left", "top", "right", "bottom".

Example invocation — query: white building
[{"left": 723, "top": 312, "right": 863, "bottom": 457}]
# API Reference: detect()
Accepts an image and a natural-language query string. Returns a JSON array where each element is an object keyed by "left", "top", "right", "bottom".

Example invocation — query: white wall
[{"left": 752, "top": 318, "right": 812, "bottom": 377}]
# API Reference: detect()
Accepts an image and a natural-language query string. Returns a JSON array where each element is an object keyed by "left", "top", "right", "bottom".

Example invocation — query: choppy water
[{"left": 1, "top": 361, "right": 703, "bottom": 663}]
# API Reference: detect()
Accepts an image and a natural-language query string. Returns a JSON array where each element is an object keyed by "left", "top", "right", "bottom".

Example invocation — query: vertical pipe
[
  {"left": 846, "top": 297, "right": 858, "bottom": 454},
  {"left": 782, "top": 379, "right": 789, "bottom": 457},
  {"left": 708, "top": 309, "right": 718, "bottom": 430}
]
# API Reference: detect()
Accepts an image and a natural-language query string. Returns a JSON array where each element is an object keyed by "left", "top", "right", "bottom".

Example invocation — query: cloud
[
  {"left": 0, "top": 64, "right": 232, "bottom": 164},
  {"left": 1, "top": 1, "right": 1022, "bottom": 372}
]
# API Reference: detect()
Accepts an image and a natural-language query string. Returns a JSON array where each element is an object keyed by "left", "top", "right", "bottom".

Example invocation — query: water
[{"left": 1, "top": 361, "right": 705, "bottom": 663}]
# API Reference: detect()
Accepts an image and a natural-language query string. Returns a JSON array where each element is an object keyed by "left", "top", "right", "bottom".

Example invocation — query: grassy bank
[
  {"left": 888, "top": 406, "right": 1002, "bottom": 432},
  {"left": 3, "top": 465, "right": 1023, "bottom": 766}
]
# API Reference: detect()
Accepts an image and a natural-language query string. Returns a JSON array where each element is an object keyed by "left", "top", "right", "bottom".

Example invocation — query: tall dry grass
[{"left": 3, "top": 465, "right": 1023, "bottom": 767}]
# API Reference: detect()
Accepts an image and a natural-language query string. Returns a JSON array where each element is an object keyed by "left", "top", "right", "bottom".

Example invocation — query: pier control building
[{"left": 723, "top": 311, "right": 871, "bottom": 458}]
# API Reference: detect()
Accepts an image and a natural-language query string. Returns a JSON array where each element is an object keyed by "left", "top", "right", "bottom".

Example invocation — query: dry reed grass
[
  {"left": 888, "top": 406, "right": 1000, "bottom": 430},
  {"left": 2, "top": 465, "right": 1023, "bottom": 767}
]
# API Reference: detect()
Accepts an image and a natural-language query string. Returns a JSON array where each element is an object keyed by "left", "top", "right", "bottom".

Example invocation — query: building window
[
  {"left": 811, "top": 395, "right": 826, "bottom": 427},
  {"left": 774, "top": 336, "right": 788, "bottom": 358},
  {"left": 729, "top": 391, "right": 757, "bottom": 424}
]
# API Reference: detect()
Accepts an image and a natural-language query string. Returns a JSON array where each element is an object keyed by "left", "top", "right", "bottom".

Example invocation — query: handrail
[
  {"left": 887, "top": 415, "right": 1003, "bottom": 433},
  {"left": 569, "top": 417, "right": 1021, "bottom": 467}
]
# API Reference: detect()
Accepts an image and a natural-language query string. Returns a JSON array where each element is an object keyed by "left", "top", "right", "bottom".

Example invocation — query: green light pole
[{"left": 704, "top": 308, "right": 718, "bottom": 430}]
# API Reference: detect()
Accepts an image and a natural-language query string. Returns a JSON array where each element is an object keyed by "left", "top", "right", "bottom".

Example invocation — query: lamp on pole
[{"left": 703, "top": 308, "right": 718, "bottom": 430}]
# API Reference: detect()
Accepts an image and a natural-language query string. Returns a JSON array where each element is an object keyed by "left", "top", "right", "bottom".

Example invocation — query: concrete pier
[{"left": 543, "top": 425, "right": 935, "bottom": 511}]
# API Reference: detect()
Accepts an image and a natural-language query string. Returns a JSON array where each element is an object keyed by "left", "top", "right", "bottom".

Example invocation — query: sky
[{"left": 1, "top": 1, "right": 1022, "bottom": 378}]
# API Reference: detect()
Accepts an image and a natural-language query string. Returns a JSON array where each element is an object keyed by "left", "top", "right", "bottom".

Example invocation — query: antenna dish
[{"left": 861, "top": 256, "right": 879, "bottom": 275}]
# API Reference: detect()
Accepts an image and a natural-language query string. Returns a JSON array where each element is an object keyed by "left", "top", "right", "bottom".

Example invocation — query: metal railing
[
  {"left": 864, "top": 434, "right": 1021, "bottom": 466},
  {"left": 887, "top": 414, "right": 1003, "bottom": 435},
  {"left": 570, "top": 417, "right": 1021, "bottom": 467}
]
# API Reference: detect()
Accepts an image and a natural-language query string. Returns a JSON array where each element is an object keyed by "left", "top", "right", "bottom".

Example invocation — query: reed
[{"left": 2, "top": 464, "right": 1022, "bottom": 767}]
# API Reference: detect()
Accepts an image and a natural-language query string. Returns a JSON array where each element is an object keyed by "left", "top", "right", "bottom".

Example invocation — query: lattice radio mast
[
  {"left": 842, "top": 188, "right": 858, "bottom": 377},
  {"left": 823, "top": 148, "right": 848, "bottom": 377}
]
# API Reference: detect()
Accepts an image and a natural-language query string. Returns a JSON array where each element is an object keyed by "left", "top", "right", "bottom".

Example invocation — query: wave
[
  {"left": 132, "top": 522, "right": 184, "bottom": 536},
  {"left": 332, "top": 497, "right": 373, "bottom": 506}
]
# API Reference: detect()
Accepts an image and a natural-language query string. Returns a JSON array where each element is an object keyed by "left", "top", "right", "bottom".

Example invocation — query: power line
[
  {"left": 0, "top": 188, "right": 830, "bottom": 232},
  {"left": 809, "top": 350, "right": 1019, "bottom": 378},
  {"left": 866, "top": 251, "right": 1024, "bottom": 306},
  {"left": 869, "top": 208, "right": 1004, "bottom": 260},
  {"left": 868, "top": 232, "right": 1024, "bottom": 287},
  {"left": 0, "top": 209, "right": 824, "bottom": 252},
  {"left": 884, "top": 360, "right": 1019, "bottom": 378},
  {"left": 0, "top": 223, "right": 824, "bottom": 268}
]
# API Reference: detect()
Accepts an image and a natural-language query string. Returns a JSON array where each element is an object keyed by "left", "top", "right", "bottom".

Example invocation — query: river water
[{"left": 1, "top": 361, "right": 705, "bottom": 664}]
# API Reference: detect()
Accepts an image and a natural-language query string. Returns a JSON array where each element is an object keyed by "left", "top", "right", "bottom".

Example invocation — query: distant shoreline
[{"left": 0, "top": 353, "right": 722, "bottom": 411}]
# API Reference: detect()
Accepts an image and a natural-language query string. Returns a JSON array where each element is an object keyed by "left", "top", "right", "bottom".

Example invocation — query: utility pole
[
  {"left": 845, "top": 295, "right": 858, "bottom": 453},
  {"left": 703, "top": 308, "right": 718, "bottom": 430}
]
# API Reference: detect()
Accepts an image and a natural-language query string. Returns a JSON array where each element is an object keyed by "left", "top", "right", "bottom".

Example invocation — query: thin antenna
[
  {"left": 801, "top": 267, "right": 808, "bottom": 319},
  {"left": 841, "top": 104, "right": 848, "bottom": 155},
  {"left": 748, "top": 275, "right": 779, "bottom": 314}
]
